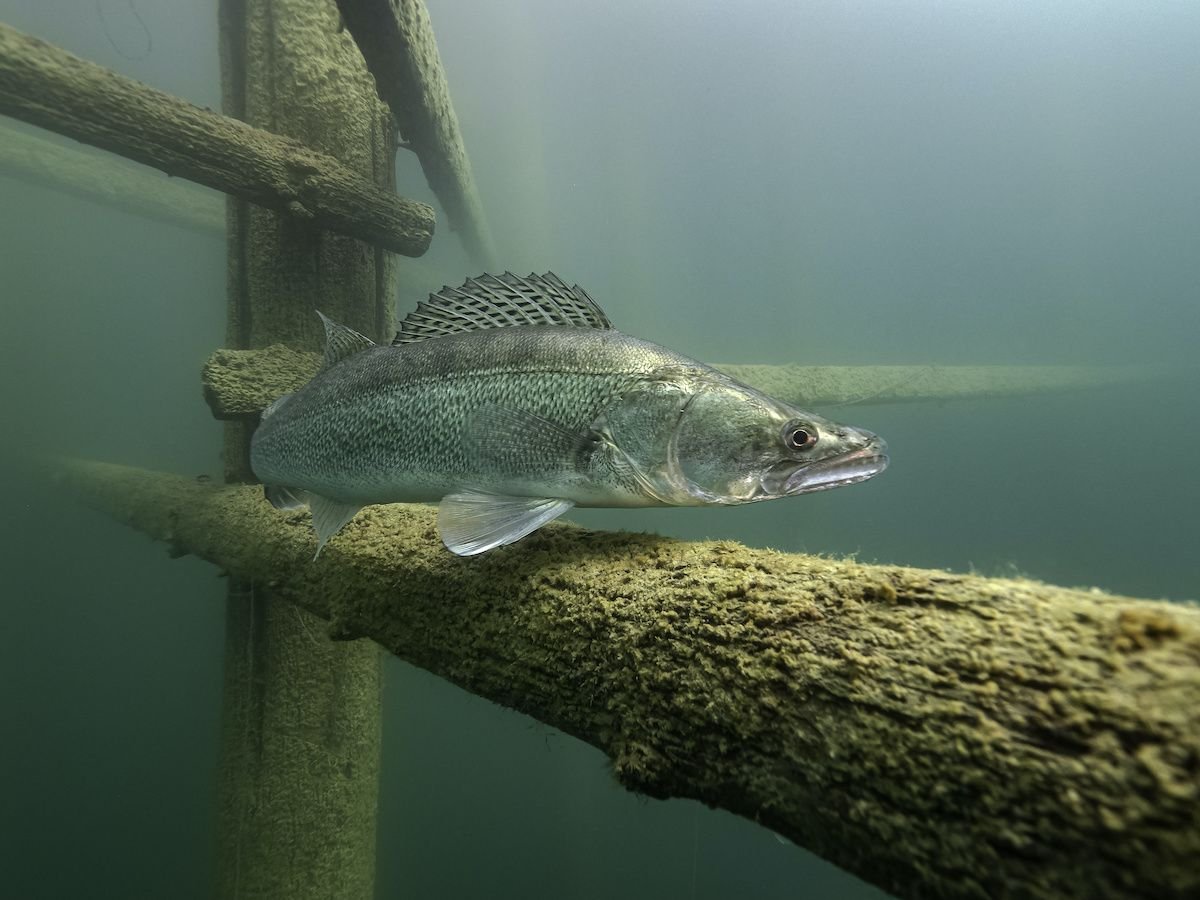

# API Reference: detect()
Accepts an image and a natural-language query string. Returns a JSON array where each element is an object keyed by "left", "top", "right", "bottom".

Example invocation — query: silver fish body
[
  {"left": 254, "top": 325, "right": 690, "bottom": 506},
  {"left": 250, "top": 273, "right": 888, "bottom": 555}
]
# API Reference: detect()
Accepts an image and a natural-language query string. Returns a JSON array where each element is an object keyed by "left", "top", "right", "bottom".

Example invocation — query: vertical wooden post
[{"left": 215, "top": 0, "right": 394, "bottom": 896}]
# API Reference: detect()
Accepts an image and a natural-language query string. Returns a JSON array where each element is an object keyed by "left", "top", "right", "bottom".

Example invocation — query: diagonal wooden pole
[
  {"left": 214, "top": 0, "right": 393, "bottom": 896},
  {"left": 334, "top": 0, "right": 498, "bottom": 270}
]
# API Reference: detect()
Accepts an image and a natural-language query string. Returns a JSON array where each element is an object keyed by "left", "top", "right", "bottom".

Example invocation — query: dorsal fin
[
  {"left": 393, "top": 272, "right": 612, "bottom": 345},
  {"left": 316, "top": 310, "right": 375, "bottom": 369}
]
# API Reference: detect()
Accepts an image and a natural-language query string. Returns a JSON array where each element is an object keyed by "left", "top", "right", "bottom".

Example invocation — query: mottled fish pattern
[{"left": 251, "top": 273, "right": 888, "bottom": 555}]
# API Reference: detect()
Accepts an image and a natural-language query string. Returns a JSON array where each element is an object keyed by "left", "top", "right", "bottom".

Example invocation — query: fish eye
[{"left": 783, "top": 422, "right": 817, "bottom": 452}]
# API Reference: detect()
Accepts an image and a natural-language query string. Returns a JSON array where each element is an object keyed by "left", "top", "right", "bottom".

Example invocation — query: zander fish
[{"left": 250, "top": 273, "right": 889, "bottom": 556}]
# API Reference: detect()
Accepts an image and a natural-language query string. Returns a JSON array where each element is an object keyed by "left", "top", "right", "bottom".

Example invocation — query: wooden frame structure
[{"left": 3, "top": 2, "right": 1197, "bottom": 898}]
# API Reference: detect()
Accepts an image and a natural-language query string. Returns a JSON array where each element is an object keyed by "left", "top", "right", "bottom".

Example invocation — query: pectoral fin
[{"left": 437, "top": 491, "right": 574, "bottom": 556}]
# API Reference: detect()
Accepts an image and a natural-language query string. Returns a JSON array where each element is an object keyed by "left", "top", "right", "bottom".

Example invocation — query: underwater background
[{"left": 1, "top": 1, "right": 1197, "bottom": 897}]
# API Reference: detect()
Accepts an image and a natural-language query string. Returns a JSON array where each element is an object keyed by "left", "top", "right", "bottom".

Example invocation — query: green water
[{"left": 2, "top": 1, "right": 1198, "bottom": 898}]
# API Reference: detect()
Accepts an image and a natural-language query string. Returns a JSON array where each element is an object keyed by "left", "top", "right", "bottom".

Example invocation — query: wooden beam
[
  {"left": 199, "top": 343, "right": 1173, "bottom": 419},
  {"left": 717, "top": 361, "right": 1177, "bottom": 407},
  {"left": 211, "top": 0, "right": 393, "bottom": 896},
  {"left": 0, "top": 122, "right": 225, "bottom": 235},
  {"left": 53, "top": 458, "right": 1200, "bottom": 900},
  {"left": 0, "top": 21, "right": 434, "bottom": 256},
  {"left": 334, "top": 0, "right": 498, "bottom": 268},
  {"left": 0, "top": 123, "right": 463, "bottom": 311}
]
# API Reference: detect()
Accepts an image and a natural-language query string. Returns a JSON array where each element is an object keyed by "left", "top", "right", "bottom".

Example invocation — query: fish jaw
[{"left": 772, "top": 430, "right": 890, "bottom": 496}]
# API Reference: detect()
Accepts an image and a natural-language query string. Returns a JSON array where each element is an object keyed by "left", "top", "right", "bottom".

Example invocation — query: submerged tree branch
[
  {"left": 334, "top": 0, "right": 498, "bottom": 268},
  {"left": 0, "top": 22, "right": 434, "bottom": 256},
  {"left": 53, "top": 458, "right": 1200, "bottom": 900},
  {"left": 0, "top": 122, "right": 457, "bottom": 306},
  {"left": 0, "top": 122, "right": 225, "bottom": 235},
  {"left": 200, "top": 343, "right": 1173, "bottom": 419}
]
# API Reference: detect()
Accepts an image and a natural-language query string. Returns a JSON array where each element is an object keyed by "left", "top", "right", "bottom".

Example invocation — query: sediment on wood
[{"left": 54, "top": 458, "right": 1200, "bottom": 900}]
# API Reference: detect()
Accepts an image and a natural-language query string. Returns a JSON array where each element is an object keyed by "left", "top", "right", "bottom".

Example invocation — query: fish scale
[{"left": 253, "top": 326, "right": 688, "bottom": 498}]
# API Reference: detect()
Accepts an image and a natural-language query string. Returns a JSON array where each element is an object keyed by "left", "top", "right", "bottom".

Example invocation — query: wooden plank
[{"left": 0, "top": 21, "right": 434, "bottom": 256}]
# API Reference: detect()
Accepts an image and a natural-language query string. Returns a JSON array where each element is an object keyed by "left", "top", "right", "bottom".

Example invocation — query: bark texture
[
  {"left": 214, "top": 1, "right": 391, "bottom": 897},
  {"left": 55, "top": 459, "right": 1200, "bottom": 900},
  {"left": 199, "top": 343, "right": 1170, "bottom": 419},
  {"left": 0, "top": 20, "right": 433, "bottom": 256},
  {"left": 334, "top": 0, "right": 497, "bottom": 268}
]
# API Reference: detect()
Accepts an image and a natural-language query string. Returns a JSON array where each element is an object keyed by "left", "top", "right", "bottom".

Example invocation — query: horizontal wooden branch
[
  {"left": 716, "top": 361, "right": 1176, "bottom": 407},
  {"left": 53, "top": 458, "right": 1200, "bottom": 900},
  {"left": 200, "top": 343, "right": 1173, "bottom": 419},
  {"left": 335, "top": 0, "right": 497, "bottom": 268},
  {"left": 0, "top": 22, "right": 433, "bottom": 256},
  {"left": 0, "top": 121, "right": 225, "bottom": 235},
  {"left": 0, "top": 122, "right": 457, "bottom": 307}
]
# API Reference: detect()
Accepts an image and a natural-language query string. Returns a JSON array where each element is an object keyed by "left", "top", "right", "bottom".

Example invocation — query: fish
[{"left": 250, "top": 272, "right": 889, "bottom": 556}]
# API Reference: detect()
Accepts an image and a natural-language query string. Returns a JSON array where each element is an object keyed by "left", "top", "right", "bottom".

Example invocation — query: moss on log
[
  {"left": 55, "top": 458, "right": 1200, "bottom": 900},
  {"left": 200, "top": 343, "right": 1172, "bottom": 419},
  {"left": 334, "top": 0, "right": 498, "bottom": 268},
  {"left": 0, "top": 21, "right": 433, "bottom": 256}
]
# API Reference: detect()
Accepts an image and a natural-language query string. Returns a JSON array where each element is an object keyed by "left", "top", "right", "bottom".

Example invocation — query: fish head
[{"left": 600, "top": 369, "right": 888, "bottom": 505}]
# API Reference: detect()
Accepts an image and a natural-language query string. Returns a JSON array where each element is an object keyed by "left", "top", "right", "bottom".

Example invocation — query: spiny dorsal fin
[
  {"left": 316, "top": 310, "right": 375, "bottom": 369},
  {"left": 393, "top": 272, "right": 612, "bottom": 345}
]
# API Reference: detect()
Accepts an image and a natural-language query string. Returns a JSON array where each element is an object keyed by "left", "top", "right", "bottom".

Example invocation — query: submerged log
[
  {"left": 716, "top": 361, "right": 1175, "bottom": 408},
  {"left": 0, "top": 22, "right": 434, "bottom": 256},
  {"left": 335, "top": 0, "right": 498, "bottom": 268},
  {"left": 199, "top": 343, "right": 1172, "bottom": 419},
  {"left": 0, "top": 122, "right": 225, "bottom": 235},
  {"left": 55, "top": 458, "right": 1200, "bottom": 900},
  {"left": 0, "top": 124, "right": 455, "bottom": 306}
]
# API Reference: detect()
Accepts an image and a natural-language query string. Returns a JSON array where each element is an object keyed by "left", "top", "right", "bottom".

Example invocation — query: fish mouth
[{"left": 781, "top": 437, "right": 890, "bottom": 496}]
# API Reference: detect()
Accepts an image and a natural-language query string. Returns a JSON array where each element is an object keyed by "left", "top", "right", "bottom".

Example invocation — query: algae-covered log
[
  {"left": 213, "top": 0, "right": 395, "bottom": 895},
  {"left": 0, "top": 122, "right": 225, "bottom": 235},
  {"left": 716, "top": 361, "right": 1177, "bottom": 408},
  {"left": 334, "top": 0, "right": 498, "bottom": 268},
  {"left": 55, "top": 459, "right": 1200, "bottom": 900},
  {"left": 200, "top": 343, "right": 1173, "bottom": 419},
  {"left": 0, "top": 126, "right": 461, "bottom": 313},
  {"left": 0, "top": 22, "right": 433, "bottom": 256}
]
